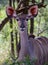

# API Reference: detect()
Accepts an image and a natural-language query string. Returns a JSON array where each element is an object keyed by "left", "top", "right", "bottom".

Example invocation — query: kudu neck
[{"left": 20, "top": 29, "right": 29, "bottom": 48}]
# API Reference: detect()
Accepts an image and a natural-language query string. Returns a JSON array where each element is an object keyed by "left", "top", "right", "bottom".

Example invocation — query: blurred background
[{"left": 0, "top": 0, "right": 48, "bottom": 65}]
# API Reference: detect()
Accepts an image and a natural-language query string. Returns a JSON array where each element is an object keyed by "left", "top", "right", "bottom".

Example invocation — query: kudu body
[
  {"left": 16, "top": 16, "right": 48, "bottom": 65},
  {"left": 6, "top": 5, "right": 48, "bottom": 65}
]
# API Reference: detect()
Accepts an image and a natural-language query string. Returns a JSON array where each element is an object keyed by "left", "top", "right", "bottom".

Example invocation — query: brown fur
[
  {"left": 17, "top": 36, "right": 48, "bottom": 65},
  {"left": 31, "top": 36, "right": 48, "bottom": 65}
]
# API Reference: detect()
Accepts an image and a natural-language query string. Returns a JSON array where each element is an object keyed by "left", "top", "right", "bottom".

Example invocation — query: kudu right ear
[{"left": 28, "top": 5, "right": 38, "bottom": 18}]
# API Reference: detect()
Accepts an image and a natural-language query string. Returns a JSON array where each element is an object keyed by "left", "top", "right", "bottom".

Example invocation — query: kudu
[{"left": 6, "top": 5, "right": 48, "bottom": 65}]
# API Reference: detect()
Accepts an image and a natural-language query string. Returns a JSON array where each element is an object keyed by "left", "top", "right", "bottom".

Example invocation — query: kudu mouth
[
  {"left": 20, "top": 20, "right": 26, "bottom": 31},
  {"left": 20, "top": 28, "right": 25, "bottom": 31}
]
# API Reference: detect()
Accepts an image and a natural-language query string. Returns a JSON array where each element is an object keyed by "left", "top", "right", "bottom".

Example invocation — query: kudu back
[{"left": 29, "top": 36, "right": 48, "bottom": 65}]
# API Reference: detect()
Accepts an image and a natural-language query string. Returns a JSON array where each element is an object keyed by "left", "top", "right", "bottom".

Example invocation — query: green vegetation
[{"left": 0, "top": 0, "right": 48, "bottom": 65}]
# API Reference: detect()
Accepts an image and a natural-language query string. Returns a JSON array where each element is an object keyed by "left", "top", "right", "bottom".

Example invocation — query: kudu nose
[{"left": 20, "top": 22, "right": 25, "bottom": 28}]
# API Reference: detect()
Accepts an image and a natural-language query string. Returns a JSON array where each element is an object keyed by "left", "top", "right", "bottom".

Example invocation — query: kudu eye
[
  {"left": 16, "top": 19, "right": 19, "bottom": 21},
  {"left": 26, "top": 18, "right": 29, "bottom": 21},
  {"left": 16, "top": 17, "right": 20, "bottom": 21}
]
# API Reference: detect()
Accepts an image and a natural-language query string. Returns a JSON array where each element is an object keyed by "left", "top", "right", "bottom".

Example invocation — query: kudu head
[{"left": 6, "top": 5, "right": 38, "bottom": 31}]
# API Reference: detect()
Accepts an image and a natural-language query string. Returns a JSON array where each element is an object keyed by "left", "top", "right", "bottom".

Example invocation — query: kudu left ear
[
  {"left": 28, "top": 5, "right": 38, "bottom": 17},
  {"left": 6, "top": 6, "right": 19, "bottom": 19},
  {"left": 6, "top": 6, "right": 14, "bottom": 16}
]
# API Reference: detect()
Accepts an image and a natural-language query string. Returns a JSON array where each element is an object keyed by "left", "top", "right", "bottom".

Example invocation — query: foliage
[
  {"left": 0, "top": 0, "right": 48, "bottom": 65},
  {"left": 34, "top": 5, "right": 48, "bottom": 36},
  {"left": 1, "top": 56, "right": 48, "bottom": 65},
  {"left": 16, "top": 58, "right": 48, "bottom": 65},
  {"left": 0, "top": 0, "right": 9, "bottom": 9}
]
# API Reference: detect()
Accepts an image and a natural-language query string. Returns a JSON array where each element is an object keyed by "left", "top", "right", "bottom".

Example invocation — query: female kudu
[{"left": 6, "top": 5, "right": 48, "bottom": 65}]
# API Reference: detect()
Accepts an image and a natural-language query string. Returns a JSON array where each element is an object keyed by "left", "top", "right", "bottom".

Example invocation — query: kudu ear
[
  {"left": 6, "top": 6, "right": 18, "bottom": 19},
  {"left": 6, "top": 6, "right": 15, "bottom": 17},
  {"left": 28, "top": 5, "right": 38, "bottom": 17}
]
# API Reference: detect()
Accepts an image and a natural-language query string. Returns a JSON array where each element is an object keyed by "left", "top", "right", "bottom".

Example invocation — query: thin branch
[
  {"left": 32, "top": 0, "right": 36, "bottom": 3},
  {"left": 16, "top": 3, "right": 46, "bottom": 14},
  {"left": 0, "top": 17, "right": 10, "bottom": 31},
  {"left": 37, "top": 27, "right": 48, "bottom": 35},
  {"left": 16, "top": 0, "right": 29, "bottom": 10},
  {"left": 16, "top": 0, "right": 46, "bottom": 13},
  {"left": 16, "top": 0, "right": 46, "bottom": 10},
  {"left": 38, "top": 0, "right": 46, "bottom": 8},
  {"left": 16, "top": 0, "right": 20, "bottom": 3},
  {"left": 16, "top": 0, "right": 23, "bottom": 10},
  {"left": 42, "top": 0, "right": 44, "bottom": 3}
]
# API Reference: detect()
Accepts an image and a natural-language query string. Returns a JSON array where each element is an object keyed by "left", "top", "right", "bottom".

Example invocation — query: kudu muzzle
[{"left": 20, "top": 20, "right": 25, "bottom": 31}]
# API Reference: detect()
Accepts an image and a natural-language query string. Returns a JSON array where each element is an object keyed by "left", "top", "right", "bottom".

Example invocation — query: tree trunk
[
  {"left": 9, "top": 0, "right": 15, "bottom": 58},
  {"left": 30, "top": 18, "right": 34, "bottom": 34}
]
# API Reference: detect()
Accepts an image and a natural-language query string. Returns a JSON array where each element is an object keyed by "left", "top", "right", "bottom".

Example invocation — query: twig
[
  {"left": 0, "top": 17, "right": 10, "bottom": 31},
  {"left": 37, "top": 27, "right": 48, "bottom": 35}
]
